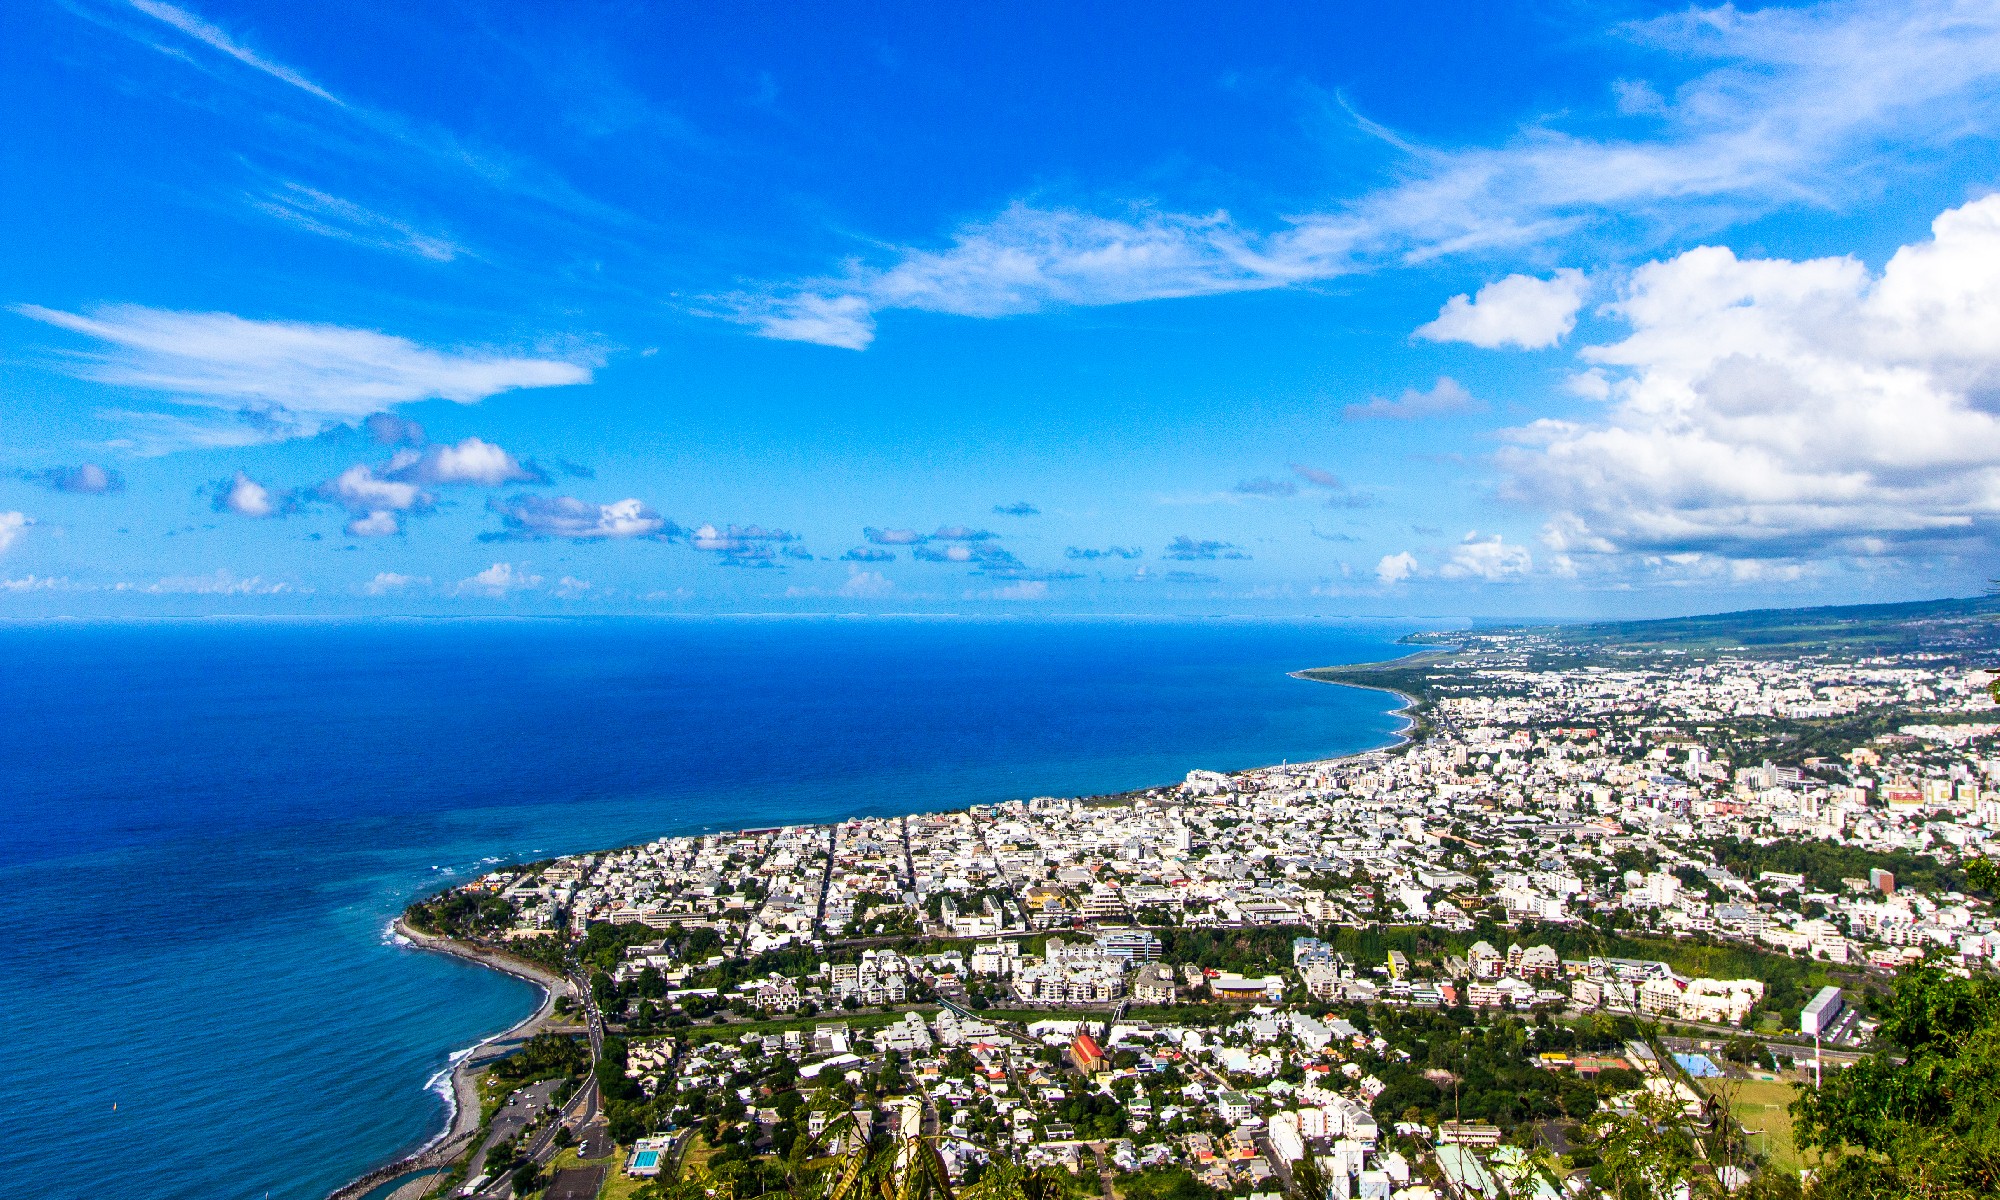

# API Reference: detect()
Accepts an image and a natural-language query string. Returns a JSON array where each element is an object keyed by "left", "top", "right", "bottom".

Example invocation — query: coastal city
[{"left": 392, "top": 615, "right": 2000, "bottom": 1200}]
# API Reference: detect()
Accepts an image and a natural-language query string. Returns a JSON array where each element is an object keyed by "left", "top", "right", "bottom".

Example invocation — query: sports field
[{"left": 1703, "top": 1078, "right": 1802, "bottom": 1174}]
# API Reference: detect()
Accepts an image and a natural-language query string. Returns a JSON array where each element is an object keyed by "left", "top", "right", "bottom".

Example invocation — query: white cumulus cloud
[
  {"left": 838, "top": 570, "right": 894, "bottom": 598},
  {"left": 385, "top": 437, "right": 542, "bottom": 486},
  {"left": 324, "top": 464, "right": 426, "bottom": 512},
  {"left": 0, "top": 512, "right": 29, "bottom": 554},
  {"left": 1502, "top": 194, "right": 2000, "bottom": 569},
  {"left": 459, "top": 562, "right": 542, "bottom": 595},
  {"left": 1415, "top": 270, "right": 1588, "bottom": 349},
  {"left": 364, "top": 572, "right": 427, "bottom": 594},
  {"left": 1439, "top": 533, "right": 1534, "bottom": 581},
  {"left": 1375, "top": 551, "right": 1418, "bottom": 586},
  {"left": 345, "top": 510, "right": 400, "bottom": 537},
  {"left": 486, "top": 495, "right": 670, "bottom": 540},
  {"left": 213, "top": 470, "right": 292, "bottom": 518}
]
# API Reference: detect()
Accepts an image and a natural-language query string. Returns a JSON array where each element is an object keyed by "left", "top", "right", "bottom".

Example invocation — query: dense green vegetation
[
  {"left": 1151, "top": 924, "right": 1425, "bottom": 976},
  {"left": 406, "top": 890, "right": 515, "bottom": 938},
  {"left": 507, "top": 934, "right": 569, "bottom": 974},
  {"left": 1708, "top": 837, "right": 1966, "bottom": 895},
  {"left": 1119, "top": 1166, "right": 1220, "bottom": 1200},
  {"left": 1361, "top": 1005, "right": 1620, "bottom": 1129},
  {"left": 488, "top": 1033, "right": 589, "bottom": 1085},
  {"left": 579, "top": 920, "right": 691, "bottom": 973},
  {"left": 1478, "top": 593, "right": 2000, "bottom": 664},
  {"left": 1792, "top": 965, "right": 2000, "bottom": 1199},
  {"left": 596, "top": 1035, "right": 653, "bottom": 1143}
]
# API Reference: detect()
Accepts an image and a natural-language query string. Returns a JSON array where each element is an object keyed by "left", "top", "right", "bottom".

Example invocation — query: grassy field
[
  {"left": 539, "top": 1141, "right": 637, "bottom": 1200},
  {"left": 1703, "top": 1078, "right": 1802, "bottom": 1174}
]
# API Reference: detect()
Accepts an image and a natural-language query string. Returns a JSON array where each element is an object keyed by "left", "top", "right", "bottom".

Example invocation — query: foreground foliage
[{"left": 1792, "top": 965, "right": 2000, "bottom": 1199}]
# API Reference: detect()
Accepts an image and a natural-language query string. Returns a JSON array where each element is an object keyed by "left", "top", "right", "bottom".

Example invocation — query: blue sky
[{"left": 4, "top": 0, "right": 2000, "bottom": 617}]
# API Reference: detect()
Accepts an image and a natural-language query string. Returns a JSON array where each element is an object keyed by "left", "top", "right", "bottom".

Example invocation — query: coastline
[
  {"left": 327, "top": 922, "right": 573, "bottom": 1200},
  {"left": 1289, "top": 671, "right": 1421, "bottom": 749},
  {"left": 348, "top": 655, "right": 1426, "bottom": 1196},
  {"left": 394, "top": 918, "right": 570, "bottom": 1150}
]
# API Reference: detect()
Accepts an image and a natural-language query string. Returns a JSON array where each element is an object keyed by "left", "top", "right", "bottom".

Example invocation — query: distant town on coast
[{"left": 382, "top": 595, "right": 2000, "bottom": 1200}]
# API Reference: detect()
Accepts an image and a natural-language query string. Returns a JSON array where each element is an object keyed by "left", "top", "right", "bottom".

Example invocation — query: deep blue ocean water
[{"left": 0, "top": 618, "right": 1415, "bottom": 1200}]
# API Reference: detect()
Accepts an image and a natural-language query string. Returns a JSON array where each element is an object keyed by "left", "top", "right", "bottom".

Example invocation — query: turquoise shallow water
[{"left": 0, "top": 618, "right": 1413, "bottom": 1200}]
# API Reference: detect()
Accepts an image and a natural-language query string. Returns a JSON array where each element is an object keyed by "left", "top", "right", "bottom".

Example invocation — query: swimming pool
[{"left": 631, "top": 1150, "right": 661, "bottom": 1169}]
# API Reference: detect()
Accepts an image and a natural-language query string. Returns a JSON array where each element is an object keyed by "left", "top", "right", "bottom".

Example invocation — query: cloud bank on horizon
[{"left": 4, "top": 0, "right": 2000, "bottom": 615}]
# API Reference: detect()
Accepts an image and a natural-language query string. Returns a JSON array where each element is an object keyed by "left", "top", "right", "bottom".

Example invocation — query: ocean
[{"left": 0, "top": 617, "right": 1417, "bottom": 1200}]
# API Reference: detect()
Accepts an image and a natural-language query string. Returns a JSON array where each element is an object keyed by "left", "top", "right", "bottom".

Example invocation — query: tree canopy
[{"left": 1792, "top": 964, "right": 2000, "bottom": 1199}]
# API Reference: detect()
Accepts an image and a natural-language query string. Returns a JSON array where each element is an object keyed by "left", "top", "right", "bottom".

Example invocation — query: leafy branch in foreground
[{"left": 1791, "top": 964, "right": 2000, "bottom": 1200}]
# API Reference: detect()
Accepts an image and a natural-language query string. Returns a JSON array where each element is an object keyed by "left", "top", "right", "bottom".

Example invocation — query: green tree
[
  {"left": 1585, "top": 1087, "right": 1712, "bottom": 1200},
  {"left": 1791, "top": 964, "right": 2000, "bottom": 1199}
]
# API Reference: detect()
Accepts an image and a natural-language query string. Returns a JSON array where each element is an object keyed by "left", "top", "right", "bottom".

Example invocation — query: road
[
  {"left": 1087, "top": 1144, "right": 1116, "bottom": 1200},
  {"left": 815, "top": 825, "right": 837, "bottom": 933},
  {"left": 1564, "top": 1005, "right": 1871, "bottom": 1060},
  {"left": 899, "top": 815, "right": 918, "bottom": 897},
  {"left": 469, "top": 963, "right": 609, "bottom": 1196},
  {"left": 463, "top": 1076, "right": 565, "bottom": 1193}
]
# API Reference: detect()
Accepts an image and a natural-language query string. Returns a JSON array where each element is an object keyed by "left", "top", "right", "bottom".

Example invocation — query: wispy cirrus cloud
[
  {"left": 729, "top": 205, "right": 1287, "bottom": 349},
  {"left": 1343, "top": 377, "right": 1480, "bottom": 422},
  {"left": 730, "top": 0, "right": 2000, "bottom": 348},
  {"left": 117, "top": 0, "right": 631, "bottom": 230},
  {"left": 249, "top": 183, "right": 464, "bottom": 262},
  {"left": 128, "top": 0, "right": 345, "bottom": 105},
  {"left": 13, "top": 305, "right": 593, "bottom": 441}
]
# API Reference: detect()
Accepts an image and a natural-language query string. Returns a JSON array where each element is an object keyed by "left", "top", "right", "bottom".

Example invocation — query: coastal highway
[
  {"left": 463, "top": 1077, "right": 564, "bottom": 1189},
  {"left": 470, "top": 965, "right": 606, "bottom": 1197}
]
